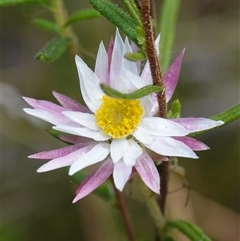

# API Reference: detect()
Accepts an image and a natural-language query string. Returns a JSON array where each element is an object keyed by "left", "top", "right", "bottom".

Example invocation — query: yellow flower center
[{"left": 95, "top": 95, "right": 143, "bottom": 138}]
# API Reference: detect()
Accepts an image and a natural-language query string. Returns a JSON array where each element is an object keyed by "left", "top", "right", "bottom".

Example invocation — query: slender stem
[
  {"left": 51, "top": 0, "right": 80, "bottom": 56},
  {"left": 112, "top": 179, "right": 137, "bottom": 241},
  {"left": 140, "top": 0, "right": 169, "bottom": 214},
  {"left": 136, "top": 176, "right": 166, "bottom": 239}
]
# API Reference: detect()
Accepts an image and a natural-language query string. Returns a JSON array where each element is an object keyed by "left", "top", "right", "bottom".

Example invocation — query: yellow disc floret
[{"left": 95, "top": 95, "right": 143, "bottom": 138}]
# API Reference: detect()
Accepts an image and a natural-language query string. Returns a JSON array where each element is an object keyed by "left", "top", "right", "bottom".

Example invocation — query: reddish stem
[
  {"left": 112, "top": 180, "right": 137, "bottom": 241},
  {"left": 140, "top": 0, "right": 169, "bottom": 214}
]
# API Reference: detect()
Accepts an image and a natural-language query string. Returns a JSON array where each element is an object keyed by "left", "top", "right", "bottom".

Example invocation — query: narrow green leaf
[
  {"left": 190, "top": 104, "right": 240, "bottom": 137},
  {"left": 32, "top": 18, "right": 58, "bottom": 33},
  {"left": 166, "top": 220, "right": 212, "bottom": 241},
  {"left": 35, "top": 37, "right": 72, "bottom": 63},
  {"left": 65, "top": 9, "right": 101, "bottom": 26},
  {"left": 0, "top": 0, "right": 51, "bottom": 7},
  {"left": 87, "top": 0, "right": 138, "bottom": 44},
  {"left": 124, "top": 52, "right": 146, "bottom": 61},
  {"left": 167, "top": 99, "right": 181, "bottom": 118},
  {"left": 121, "top": 0, "right": 142, "bottom": 27},
  {"left": 101, "top": 84, "right": 164, "bottom": 99},
  {"left": 211, "top": 104, "right": 240, "bottom": 124},
  {"left": 159, "top": 0, "right": 181, "bottom": 73}
]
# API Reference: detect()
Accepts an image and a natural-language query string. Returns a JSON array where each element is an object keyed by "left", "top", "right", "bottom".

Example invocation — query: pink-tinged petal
[
  {"left": 164, "top": 49, "right": 185, "bottom": 102},
  {"left": 173, "top": 136, "right": 209, "bottom": 151},
  {"left": 75, "top": 55, "right": 103, "bottom": 113},
  {"left": 135, "top": 151, "right": 160, "bottom": 194},
  {"left": 73, "top": 159, "right": 113, "bottom": 202},
  {"left": 145, "top": 136, "right": 198, "bottom": 159},
  {"left": 123, "top": 139, "right": 142, "bottom": 166},
  {"left": 53, "top": 125, "right": 110, "bottom": 141},
  {"left": 52, "top": 91, "right": 90, "bottom": 113},
  {"left": 23, "top": 97, "right": 66, "bottom": 113},
  {"left": 59, "top": 135, "right": 94, "bottom": 144},
  {"left": 37, "top": 145, "right": 95, "bottom": 172},
  {"left": 69, "top": 143, "right": 110, "bottom": 175},
  {"left": 95, "top": 41, "right": 108, "bottom": 84},
  {"left": 62, "top": 111, "right": 99, "bottom": 130},
  {"left": 29, "top": 143, "right": 92, "bottom": 159},
  {"left": 23, "top": 108, "right": 78, "bottom": 126},
  {"left": 113, "top": 160, "right": 132, "bottom": 191},
  {"left": 110, "top": 138, "right": 127, "bottom": 163},
  {"left": 173, "top": 117, "right": 224, "bottom": 133},
  {"left": 141, "top": 117, "right": 189, "bottom": 136}
]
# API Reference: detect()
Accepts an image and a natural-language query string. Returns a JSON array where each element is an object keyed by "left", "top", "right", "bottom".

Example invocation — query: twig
[
  {"left": 139, "top": 0, "right": 169, "bottom": 214},
  {"left": 112, "top": 179, "right": 137, "bottom": 241}
]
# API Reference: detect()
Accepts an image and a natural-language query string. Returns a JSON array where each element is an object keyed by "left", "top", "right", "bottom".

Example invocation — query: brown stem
[
  {"left": 112, "top": 179, "right": 137, "bottom": 241},
  {"left": 140, "top": 0, "right": 169, "bottom": 214}
]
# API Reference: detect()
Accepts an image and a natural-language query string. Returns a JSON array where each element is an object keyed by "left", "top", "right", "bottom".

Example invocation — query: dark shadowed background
[{"left": 1, "top": 0, "right": 239, "bottom": 240}]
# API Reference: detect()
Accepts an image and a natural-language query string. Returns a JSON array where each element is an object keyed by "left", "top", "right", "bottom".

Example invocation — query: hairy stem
[
  {"left": 140, "top": 0, "right": 169, "bottom": 214},
  {"left": 52, "top": 0, "right": 80, "bottom": 56},
  {"left": 112, "top": 179, "right": 137, "bottom": 241}
]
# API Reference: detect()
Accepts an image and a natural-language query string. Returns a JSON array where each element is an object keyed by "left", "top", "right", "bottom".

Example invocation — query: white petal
[
  {"left": 53, "top": 125, "right": 110, "bottom": 141},
  {"left": 141, "top": 117, "right": 189, "bottom": 136},
  {"left": 173, "top": 117, "right": 224, "bottom": 133},
  {"left": 95, "top": 41, "right": 108, "bottom": 83},
  {"left": 146, "top": 136, "right": 198, "bottom": 159},
  {"left": 69, "top": 143, "right": 110, "bottom": 175},
  {"left": 23, "top": 108, "right": 77, "bottom": 126},
  {"left": 110, "top": 29, "right": 124, "bottom": 87},
  {"left": 123, "top": 37, "right": 138, "bottom": 75},
  {"left": 37, "top": 145, "right": 95, "bottom": 172},
  {"left": 123, "top": 68, "right": 146, "bottom": 89},
  {"left": 113, "top": 160, "right": 132, "bottom": 191},
  {"left": 110, "top": 138, "right": 127, "bottom": 163},
  {"left": 75, "top": 55, "right": 103, "bottom": 112},
  {"left": 62, "top": 111, "right": 99, "bottom": 130},
  {"left": 123, "top": 139, "right": 143, "bottom": 166},
  {"left": 133, "top": 126, "right": 154, "bottom": 145}
]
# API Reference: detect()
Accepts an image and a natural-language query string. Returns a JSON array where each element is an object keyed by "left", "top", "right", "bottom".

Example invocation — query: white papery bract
[{"left": 23, "top": 29, "right": 224, "bottom": 202}]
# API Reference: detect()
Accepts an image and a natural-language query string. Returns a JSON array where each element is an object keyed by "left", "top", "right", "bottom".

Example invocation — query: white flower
[{"left": 23, "top": 29, "right": 224, "bottom": 202}]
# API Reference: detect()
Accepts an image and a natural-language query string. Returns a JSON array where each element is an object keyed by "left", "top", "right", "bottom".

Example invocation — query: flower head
[{"left": 23, "top": 29, "right": 223, "bottom": 202}]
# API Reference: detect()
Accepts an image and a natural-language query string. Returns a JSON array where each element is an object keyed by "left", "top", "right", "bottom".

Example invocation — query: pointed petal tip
[{"left": 28, "top": 154, "right": 37, "bottom": 158}]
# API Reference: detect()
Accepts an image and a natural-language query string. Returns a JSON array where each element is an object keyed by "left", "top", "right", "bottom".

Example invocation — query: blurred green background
[{"left": 1, "top": 0, "right": 239, "bottom": 240}]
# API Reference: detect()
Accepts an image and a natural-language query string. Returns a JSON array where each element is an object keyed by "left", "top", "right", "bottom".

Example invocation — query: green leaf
[
  {"left": 124, "top": 52, "right": 146, "bottom": 61},
  {"left": 35, "top": 37, "right": 72, "bottom": 63},
  {"left": 167, "top": 99, "right": 181, "bottom": 118},
  {"left": 0, "top": 0, "right": 51, "bottom": 7},
  {"left": 101, "top": 84, "right": 164, "bottom": 99},
  {"left": 121, "top": 0, "right": 142, "bottom": 27},
  {"left": 65, "top": 9, "right": 101, "bottom": 26},
  {"left": 166, "top": 220, "right": 212, "bottom": 241},
  {"left": 211, "top": 104, "right": 240, "bottom": 124},
  {"left": 159, "top": 0, "right": 181, "bottom": 73},
  {"left": 32, "top": 18, "right": 58, "bottom": 33},
  {"left": 190, "top": 104, "right": 240, "bottom": 137},
  {"left": 87, "top": 0, "right": 138, "bottom": 45}
]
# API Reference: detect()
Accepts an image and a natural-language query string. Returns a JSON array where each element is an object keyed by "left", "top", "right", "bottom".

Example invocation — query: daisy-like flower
[{"left": 23, "top": 29, "right": 223, "bottom": 202}]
